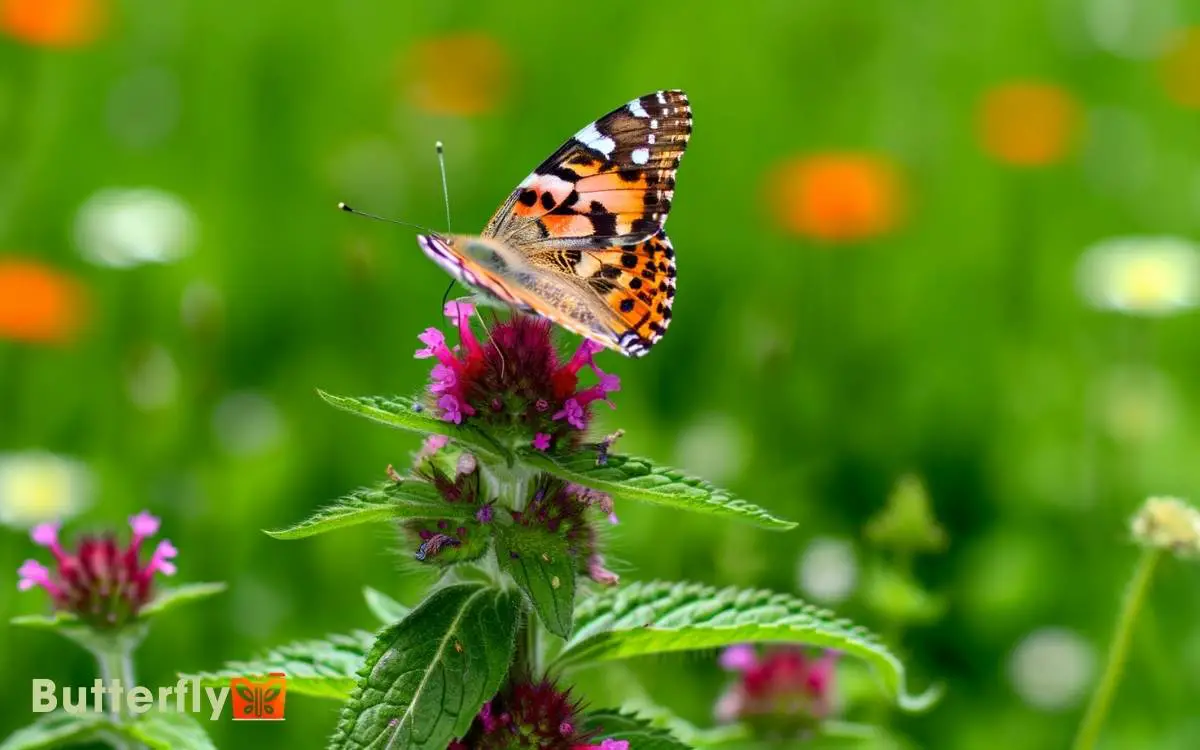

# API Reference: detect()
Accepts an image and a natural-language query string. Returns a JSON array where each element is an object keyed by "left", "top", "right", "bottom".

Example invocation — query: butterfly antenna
[
  {"left": 436, "top": 141, "right": 452, "bottom": 234},
  {"left": 336, "top": 203, "right": 440, "bottom": 236}
]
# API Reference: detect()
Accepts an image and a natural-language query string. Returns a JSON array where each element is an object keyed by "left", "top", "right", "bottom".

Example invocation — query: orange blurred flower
[
  {"left": 978, "top": 82, "right": 1079, "bottom": 166},
  {"left": 1160, "top": 28, "right": 1200, "bottom": 109},
  {"left": 0, "top": 259, "right": 85, "bottom": 343},
  {"left": 403, "top": 33, "right": 511, "bottom": 116},
  {"left": 0, "top": 0, "right": 104, "bottom": 47},
  {"left": 769, "top": 153, "right": 903, "bottom": 243}
]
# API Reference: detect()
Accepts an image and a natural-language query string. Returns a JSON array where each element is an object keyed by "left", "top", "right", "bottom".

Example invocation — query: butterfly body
[{"left": 418, "top": 90, "right": 692, "bottom": 357}]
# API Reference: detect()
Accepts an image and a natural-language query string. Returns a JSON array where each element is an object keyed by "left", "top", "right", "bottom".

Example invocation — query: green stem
[
  {"left": 93, "top": 646, "right": 131, "bottom": 750},
  {"left": 511, "top": 610, "right": 533, "bottom": 684},
  {"left": 1071, "top": 547, "right": 1162, "bottom": 750}
]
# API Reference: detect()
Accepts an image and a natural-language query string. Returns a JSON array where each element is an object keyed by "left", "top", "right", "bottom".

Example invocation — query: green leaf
[
  {"left": 317, "top": 391, "right": 508, "bottom": 462},
  {"left": 554, "top": 581, "right": 940, "bottom": 712},
  {"left": 120, "top": 711, "right": 216, "bottom": 750},
  {"left": 581, "top": 710, "right": 692, "bottom": 750},
  {"left": 265, "top": 480, "right": 471, "bottom": 540},
  {"left": 0, "top": 712, "right": 110, "bottom": 750},
  {"left": 11, "top": 616, "right": 146, "bottom": 660},
  {"left": 140, "top": 582, "right": 227, "bottom": 618},
  {"left": 521, "top": 451, "right": 795, "bottom": 531},
  {"left": 186, "top": 631, "right": 376, "bottom": 701},
  {"left": 496, "top": 524, "right": 577, "bottom": 638},
  {"left": 363, "top": 586, "right": 411, "bottom": 626},
  {"left": 331, "top": 583, "right": 520, "bottom": 750}
]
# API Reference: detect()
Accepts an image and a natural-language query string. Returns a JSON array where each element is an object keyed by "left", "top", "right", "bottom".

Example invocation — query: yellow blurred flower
[
  {"left": 0, "top": 0, "right": 104, "bottom": 47},
  {"left": 769, "top": 153, "right": 903, "bottom": 243},
  {"left": 403, "top": 33, "right": 512, "bottom": 116},
  {"left": 1160, "top": 27, "right": 1200, "bottom": 109},
  {"left": 0, "top": 452, "right": 92, "bottom": 529},
  {"left": 1076, "top": 236, "right": 1200, "bottom": 316},
  {"left": 1131, "top": 497, "right": 1200, "bottom": 558},
  {"left": 978, "top": 82, "right": 1079, "bottom": 166},
  {"left": 0, "top": 258, "right": 85, "bottom": 343}
]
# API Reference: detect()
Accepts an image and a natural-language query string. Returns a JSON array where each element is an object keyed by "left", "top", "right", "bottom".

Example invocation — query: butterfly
[{"left": 417, "top": 90, "right": 692, "bottom": 357}]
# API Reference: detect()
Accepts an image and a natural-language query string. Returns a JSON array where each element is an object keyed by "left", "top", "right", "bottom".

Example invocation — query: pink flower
[
  {"left": 553, "top": 399, "right": 586, "bottom": 430},
  {"left": 532, "top": 432, "right": 552, "bottom": 451},
  {"left": 17, "top": 511, "right": 180, "bottom": 628},
  {"left": 413, "top": 311, "right": 621, "bottom": 446},
  {"left": 714, "top": 645, "right": 840, "bottom": 733}
]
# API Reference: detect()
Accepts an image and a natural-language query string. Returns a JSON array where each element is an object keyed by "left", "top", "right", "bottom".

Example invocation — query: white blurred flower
[
  {"left": 673, "top": 414, "right": 745, "bottom": 485},
  {"left": 1008, "top": 627, "right": 1095, "bottom": 710},
  {"left": 0, "top": 452, "right": 93, "bottom": 529},
  {"left": 1083, "top": 0, "right": 1176, "bottom": 59},
  {"left": 212, "top": 392, "right": 283, "bottom": 456},
  {"left": 1077, "top": 236, "right": 1200, "bottom": 315},
  {"left": 74, "top": 188, "right": 197, "bottom": 268},
  {"left": 126, "top": 345, "right": 179, "bottom": 411},
  {"left": 796, "top": 537, "right": 858, "bottom": 604},
  {"left": 1131, "top": 496, "right": 1200, "bottom": 558}
]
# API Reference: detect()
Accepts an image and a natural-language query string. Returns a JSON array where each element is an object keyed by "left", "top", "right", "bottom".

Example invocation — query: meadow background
[{"left": 2, "top": 0, "right": 1200, "bottom": 747}]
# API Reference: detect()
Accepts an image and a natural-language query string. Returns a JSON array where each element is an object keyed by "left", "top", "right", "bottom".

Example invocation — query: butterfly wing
[
  {"left": 484, "top": 89, "right": 691, "bottom": 248},
  {"left": 418, "top": 90, "right": 691, "bottom": 357}
]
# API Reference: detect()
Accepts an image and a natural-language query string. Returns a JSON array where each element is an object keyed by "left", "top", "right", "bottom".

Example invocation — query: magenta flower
[
  {"left": 413, "top": 306, "right": 621, "bottom": 450},
  {"left": 17, "top": 512, "right": 178, "bottom": 628},
  {"left": 449, "top": 679, "right": 629, "bottom": 750},
  {"left": 715, "top": 645, "right": 840, "bottom": 733},
  {"left": 511, "top": 479, "right": 619, "bottom": 585}
]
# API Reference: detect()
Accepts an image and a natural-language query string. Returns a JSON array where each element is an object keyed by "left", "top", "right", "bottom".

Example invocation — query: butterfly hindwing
[{"left": 484, "top": 90, "right": 691, "bottom": 247}]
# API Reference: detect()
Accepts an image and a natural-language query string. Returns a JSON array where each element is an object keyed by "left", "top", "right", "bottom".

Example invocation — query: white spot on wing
[
  {"left": 647, "top": 134, "right": 656, "bottom": 144},
  {"left": 650, "top": 119, "right": 658, "bottom": 129},
  {"left": 628, "top": 99, "right": 649, "bottom": 118},
  {"left": 656, "top": 91, "right": 667, "bottom": 104},
  {"left": 576, "top": 123, "right": 616, "bottom": 157},
  {"left": 631, "top": 148, "right": 650, "bottom": 165}
]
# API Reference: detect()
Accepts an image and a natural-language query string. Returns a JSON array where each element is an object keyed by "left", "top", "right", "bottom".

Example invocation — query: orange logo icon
[{"left": 230, "top": 672, "right": 287, "bottom": 720}]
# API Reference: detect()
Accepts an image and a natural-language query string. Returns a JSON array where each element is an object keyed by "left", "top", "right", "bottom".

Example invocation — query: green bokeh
[{"left": 2, "top": 0, "right": 1199, "bottom": 748}]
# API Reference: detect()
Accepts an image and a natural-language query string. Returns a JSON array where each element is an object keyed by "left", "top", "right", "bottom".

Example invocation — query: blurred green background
[{"left": 3, "top": 0, "right": 1200, "bottom": 747}]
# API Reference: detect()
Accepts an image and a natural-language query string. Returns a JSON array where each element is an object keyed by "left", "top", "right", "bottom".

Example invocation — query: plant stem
[
  {"left": 1071, "top": 547, "right": 1162, "bottom": 750},
  {"left": 511, "top": 609, "right": 533, "bottom": 684},
  {"left": 92, "top": 644, "right": 131, "bottom": 750}
]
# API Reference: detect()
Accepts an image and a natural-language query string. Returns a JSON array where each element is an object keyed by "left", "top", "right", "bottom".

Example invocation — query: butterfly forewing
[{"left": 484, "top": 90, "right": 691, "bottom": 247}]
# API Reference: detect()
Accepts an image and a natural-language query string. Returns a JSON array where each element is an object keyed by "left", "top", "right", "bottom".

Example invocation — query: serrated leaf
[
  {"left": 522, "top": 451, "right": 795, "bottom": 531},
  {"left": 554, "top": 581, "right": 940, "bottom": 712},
  {"left": 0, "top": 712, "right": 110, "bottom": 750},
  {"left": 266, "top": 480, "right": 470, "bottom": 540},
  {"left": 582, "top": 710, "right": 692, "bottom": 749},
  {"left": 317, "top": 391, "right": 508, "bottom": 462},
  {"left": 140, "top": 582, "right": 227, "bottom": 618},
  {"left": 187, "top": 631, "right": 376, "bottom": 701},
  {"left": 496, "top": 525, "right": 577, "bottom": 638},
  {"left": 364, "top": 587, "right": 411, "bottom": 626},
  {"left": 331, "top": 583, "right": 519, "bottom": 749},
  {"left": 120, "top": 711, "right": 216, "bottom": 750},
  {"left": 10, "top": 612, "right": 79, "bottom": 630}
]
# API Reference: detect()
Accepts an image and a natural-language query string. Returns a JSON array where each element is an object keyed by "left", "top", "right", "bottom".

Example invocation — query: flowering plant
[
  {"left": 192, "top": 305, "right": 938, "bottom": 748},
  {"left": 7, "top": 512, "right": 225, "bottom": 748}
]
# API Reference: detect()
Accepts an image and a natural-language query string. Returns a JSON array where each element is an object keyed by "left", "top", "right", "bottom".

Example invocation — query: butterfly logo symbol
[{"left": 416, "top": 90, "right": 692, "bottom": 357}]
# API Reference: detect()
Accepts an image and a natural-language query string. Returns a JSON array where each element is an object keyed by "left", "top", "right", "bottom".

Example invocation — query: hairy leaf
[
  {"left": 496, "top": 524, "right": 577, "bottom": 639},
  {"left": 581, "top": 710, "right": 692, "bottom": 749},
  {"left": 140, "top": 582, "right": 227, "bottom": 618},
  {"left": 330, "top": 583, "right": 519, "bottom": 749},
  {"left": 317, "top": 391, "right": 508, "bottom": 461},
  {"left": 522, "top": 451, "right": 795, "bottom": 531},
  {"left": 363, "top": 587, "right": 411, "bottom": 626},
  {"left": 555, "top": 581, "right": 940, "bottom": 712},
  {"left": 265, "top": 480, "right": 470, "bottom": 540},
  {"left": 187, "top": 631, "right": 376, "bottom": 701},
  {"left": 0, "top": 712, "right": 109, "bottom": 750},
  {"left": 121, "top": 711, "right": 216, "bottom": 750}
]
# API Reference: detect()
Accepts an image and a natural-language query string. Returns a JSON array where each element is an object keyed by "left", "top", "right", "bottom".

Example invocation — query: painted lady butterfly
[{"left": 418, "top": 90, "right": 692, "bottom": 357}]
